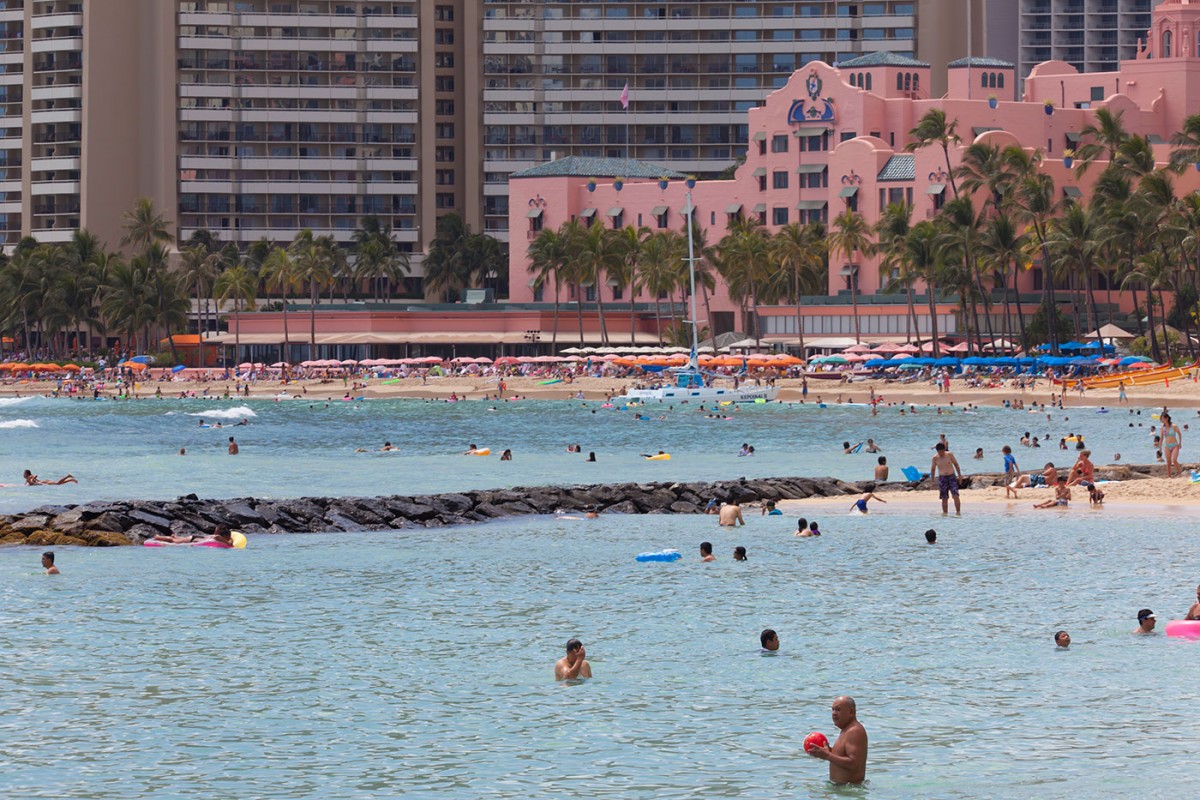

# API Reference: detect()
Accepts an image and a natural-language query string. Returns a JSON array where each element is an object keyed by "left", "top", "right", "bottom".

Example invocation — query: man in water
[
  {"left": 42, "top": 551, "right": 60, "bottom": 575},
  {"left": 924, "top": 529, "right": 937, "bottom": 544},
  {"left": 23, "top": 470, "right": 77, "bottom": 485},
  {"left": 864, "top": 439, "right": 881, "bottom": 453},
  {"left": 874, "top": 456, "right": 889, "bottom": 481},
  {"left": 759, "top": 629, "right": 779, "bottom": 652},
  {"left": 699, "top": 541, "right": 717, "bottom": 562},
  {"left": 1134, "top": 609, "right": 1156, "bottom": 634},
  {"left": 228, "top": 436, "right": 239, "bottom": 455},
  {"left": 554, "top": 638, "right": 592, "bottom": 680},
  {"left": 1055, "top": 630, "right": 1071, "bottom": 648},
  {"left": 733, "top": 546, "right": 748, "bottom": 561},
  {"left": 718, "top": 501, "right": 745, "bottom": 527},
  {"left": 809, "top": 695, "right": 868, "bottom": 785},
  {"left": 1185, "top": 585, "right": 1200, "bottom": 620},
  {"left": 930, "top": 442, "right": 963, "bottom": 516}
]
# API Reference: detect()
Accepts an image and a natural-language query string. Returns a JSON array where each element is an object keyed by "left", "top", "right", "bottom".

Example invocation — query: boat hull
[{"left": 616, "top": 385, "right": 779, "bottom": 403}]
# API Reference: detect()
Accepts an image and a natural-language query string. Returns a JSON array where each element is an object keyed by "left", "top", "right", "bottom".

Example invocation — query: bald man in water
[{"left": 809, "top": 695, "right": 868, "bottom": 785}]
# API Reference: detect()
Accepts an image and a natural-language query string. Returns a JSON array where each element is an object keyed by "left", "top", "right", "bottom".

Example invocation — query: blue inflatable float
[{"left": 636, "top": 549, "right": 682, "bottom": 563}]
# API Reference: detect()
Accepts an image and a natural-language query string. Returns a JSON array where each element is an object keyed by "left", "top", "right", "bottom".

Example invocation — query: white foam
[
  {"left": 0, "top": 396, "right": 34, "bottom": 407},
  {"left": 0, "top": 419, "right": 38, "bottom": 429},
  {"left": 183, "top": 405, "right": 258, "bottom": 420}
]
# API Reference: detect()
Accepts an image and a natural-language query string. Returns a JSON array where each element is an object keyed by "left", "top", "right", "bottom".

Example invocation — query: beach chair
[{"left": 901, "top": 465, "right": 928, "bottom": 482}]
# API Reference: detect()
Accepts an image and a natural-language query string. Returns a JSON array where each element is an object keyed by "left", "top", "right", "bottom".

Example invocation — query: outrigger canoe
[{"left": 1061, "top": 362, "right": 1197, "bottom": 390}]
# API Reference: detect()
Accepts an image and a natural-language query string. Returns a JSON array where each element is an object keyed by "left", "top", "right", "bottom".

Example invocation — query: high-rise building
[
  {"left": 1014, "top": 0, "right": 1159, "bottom": 81},
  {"left": 0, "top": 0, "right": 983, "bottom": 279}
]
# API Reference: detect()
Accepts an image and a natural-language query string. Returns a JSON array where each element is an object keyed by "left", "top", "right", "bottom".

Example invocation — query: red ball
[{"left": 803, "top": 731, "right": 829, "bottom": 754}]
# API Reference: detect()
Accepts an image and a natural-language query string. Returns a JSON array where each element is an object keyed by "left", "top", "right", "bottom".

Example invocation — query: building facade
[
  {"left": 506, "top": 0, "right": 1200, "bottom": 341},
  {"left": 1014, "top": 0, "right": 1159, "bottom": 81},
  {"left": 0, "top": 0, "right": 985, "bottom": 272}
]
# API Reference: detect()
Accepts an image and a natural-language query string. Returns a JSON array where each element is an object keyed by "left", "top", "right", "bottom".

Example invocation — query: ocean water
[
  {"left": 0, "top": 394, "right": 1185, "bottom": 514},
  {"left": 2, "top": 506, "right": 1198, "bottom": 799}
]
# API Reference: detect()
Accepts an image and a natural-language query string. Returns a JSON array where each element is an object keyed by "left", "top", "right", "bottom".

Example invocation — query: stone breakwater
[{"left": 0, "top": 463, "right": 1165, "bottom": 548}]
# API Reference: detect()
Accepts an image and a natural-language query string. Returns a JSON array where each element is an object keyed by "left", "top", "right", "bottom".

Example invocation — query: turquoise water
[
  {"left": 3, "top": 506, "right": 1199, "bottom": 798},
  {"left": 0, "top": 395, "right": 1183, "bottom": 513}
]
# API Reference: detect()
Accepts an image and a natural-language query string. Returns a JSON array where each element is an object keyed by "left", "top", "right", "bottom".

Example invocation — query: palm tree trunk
[
  {"left": 629, "top": 276, "right": 637, "bottom": 346},
  {"left": 794, "top": 266, "right": 806, "bottom": 353},
  {"left": 575, "top": 285, "right": 585, "bottom": 346},
  {"left": 1158, "top": 286, "right": 1171, "bottom": 362},
  {"left": 281, "top": 299, "right": 290, "bottom": 365},
  {"left": 595, "top": 287, "right": 609, "bottom": 346},
  {"left": 1144, "top": 288, "right": 1161, "bottom": 362},
  {"left": 551, "top": 280, "right": 560, "bottom": 347},
  {"left": 309, "top": 280, "right": 318, "bottom": 361},
  {"left": 1039, "top": 234, "right": 1058, "bottom": 354},
  {"left": 906, "top": 283, "right": 918, "bottom": 344},
  {"left": 926, "top": 286, "right": 940, "bottom": 355},
  {"left": 850, "top": 273, "right": 862, "bottom": 344},
  {"left": 653, "top": 297, "right": 663, "bottom": 344}
]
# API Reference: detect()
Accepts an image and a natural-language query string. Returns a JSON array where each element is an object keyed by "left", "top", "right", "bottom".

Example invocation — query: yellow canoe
[{"left": 1064, "top": 362, "right": 1197, "bottom": 390}]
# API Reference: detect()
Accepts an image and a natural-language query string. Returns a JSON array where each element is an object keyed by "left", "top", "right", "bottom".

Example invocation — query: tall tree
[
  {"left": 827, "top": 209, "right": 873, "bottom": 344},
  {"left": 214, "top": 263, "right": 258, "bottom": 364},
  {"left": 906, "top": 109, "right": 962, "bottom": 198}
]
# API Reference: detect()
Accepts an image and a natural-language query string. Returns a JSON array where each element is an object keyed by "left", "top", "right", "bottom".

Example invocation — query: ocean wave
[
  {"left": 183, "top": 406, "right": 258, "bottom": 420},
  {"left": 0, "top": 396, "right": 35, "bottom": 407},
  {"left": 0, "top": 419, "right": 38, "bottom": 429}
]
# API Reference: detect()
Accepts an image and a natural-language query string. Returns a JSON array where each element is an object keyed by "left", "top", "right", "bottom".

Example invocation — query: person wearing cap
[{"left": 1134, "top": 609, "right": 1157, "bottom": 634}]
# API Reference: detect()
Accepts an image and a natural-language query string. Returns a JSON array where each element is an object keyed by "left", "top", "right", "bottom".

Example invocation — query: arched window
[
  {"left": 913, "top": 74, "right": 919, "bottom": 94},
  {"left": 897, "top": 72, "right": 904, "bottom": 90},
  {"left": 865, "top": 72, "right": 872, "bottom": 90},
  {"left": 997, "top": 73, "right": 1004, "bottom": 89},
  {"left": 981, "top": 72, "right": 988, "bottom": 87},
  {"left": 904, "top": 72, "right": 911, "bottom": 91},
  {"left": 849, "top": 73, "right": 856, "bottom": 87},
  {"left": 1164, "top": 29, "right": 1173, "bottom": 58}
]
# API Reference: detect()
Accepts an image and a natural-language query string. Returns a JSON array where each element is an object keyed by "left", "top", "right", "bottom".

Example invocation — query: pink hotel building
[{"left": 507, "top": 0, "right": 1200, "bottom": 345}]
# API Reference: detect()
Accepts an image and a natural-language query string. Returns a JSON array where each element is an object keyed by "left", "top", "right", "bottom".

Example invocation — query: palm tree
[
  {"left": 873, "top": 204, "right": 918, "bottom": 343},
  {"left": 1075, "top": 107, "right": 1130, "bottom": 173},
  {"left": 638, "top": 231, "right": 682, "bottom": 343},
  {"left": 214, "top": 263, "right": 258, "bottom": 364},
  {"left": 1168, "top": 112, "right": 1200, "bottom": 173},
  {"left": 1008, "top": 148, "right": 1062, "bottom": 353},
  {"left": 717, "top": 216, "right": 772, "bottom": 347},
  {"left": 260, "top": 247, "right": 299, "bottom": 364},
  {"left": 904, "top": 220, "right": 946, "bottom": 354},
  {"left": 938, "top": 197, "right": 992, "bottom": 352},
  {"left": 828, "top": 209, "right": 873, "bottom": 344},
  {"left": 611, "top": 225, "right": 649, "bottom": 345},
  {"left": 527, "top": 225, "right": 570, "bottom": 348},
  {"left": 569, "top": 222, "right": 623, "bottom": 345},
  {"left": 1046, "top": 202, "right": 1104, "bottom": 344},
  {"left": 906, "top": 108, "right": 962, "bottom": 198},
  {"left": 289, "top": 230, "right": 334, "bottom": 361},
  {"left": 120, "top": 197, "right": 174, "bottom": 254},
  {"left": 101, "top": 259, "right": 157, "bottom": 354},
  {"left": 954, "top": 141, "right": 1012, "bottom": 212},
  {"left": 979, "top": 214, "right": 1031, "bottom": 353},
  {"left": 179, "top": 244, "right": 225, "bottom": 366}
]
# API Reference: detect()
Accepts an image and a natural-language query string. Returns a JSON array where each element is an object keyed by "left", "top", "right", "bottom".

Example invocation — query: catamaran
[{"left": 612, "top": 188, "right": 779, "bottom": 405}]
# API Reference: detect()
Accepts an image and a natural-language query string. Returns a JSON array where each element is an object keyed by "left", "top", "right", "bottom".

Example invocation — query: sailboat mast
[{"left": 685, "top": 189, "right": 700, "bottom": 358}]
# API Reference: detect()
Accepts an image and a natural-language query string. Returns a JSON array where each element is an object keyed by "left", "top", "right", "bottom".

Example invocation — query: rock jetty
[{"left": 0, "top": 462, "right": 1162, "bottom": 547}]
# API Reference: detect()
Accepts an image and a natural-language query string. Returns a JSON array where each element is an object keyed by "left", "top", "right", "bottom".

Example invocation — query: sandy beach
[{"left": 4, "top": 371, "right": 1200, "bottom": 409}]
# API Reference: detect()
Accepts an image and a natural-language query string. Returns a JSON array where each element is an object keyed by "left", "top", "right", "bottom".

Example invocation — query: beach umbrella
[
  {"left": 451, "top": 357, "right": 473, "bottom": 363},
  {"left": 871, "top": 342, "right": 902, "bottom": 353},
  {"left": 238, "top": 362, "right": 253, "bottom": 369},
  {"left": 864, "top": 358, "right": 891, "bottom": 367},
  {"left": 961, "top": 357, "right": 990, "bottom": 366},
  {"left": 1127, "top": 361, "right": 1155, "bottom": 369},
  {"left": 340, "top": 359, "right": 358, "bottom": 365},
  {"left": 933, "top": 357, "right": 960, "bottom": 367},
  {"left": 1120, "top": 356, "right": 1153, "bottom": 364},
  {"left": 172, "top": 364, "right": 187, "bottom": 373},
  {"left": 129, "top": 355, "right": 153, "bottom": 364},
  {"left": 889, "top": 353, "right": 913, "bottom": 360},
  {"left": 494, "top": 357, "right": 520, "bottom": 365},
  {"left": 895, "top": 343, "right": 920, "bottom": 353},
  {"left": 473, "top": 357, "right": 493, "bottom": 364},
  {"left": 897, "top": 361, "right": 925, "bottom": 369},
  {"left": 62, "top": 364, "right": 82, "bottom": 372},
  {"left": 126, "top": 362, "right": 148, "bottom": 370}
]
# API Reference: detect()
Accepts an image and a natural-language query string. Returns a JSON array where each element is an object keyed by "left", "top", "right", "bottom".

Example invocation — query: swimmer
[
  {"left": 924, "top": 529, "right": 936, "bottom": 544},
  {"left": 761, "top": 500, "right": 783, "bottom": 516},
  {"left": 1054, "top": 630, "right": 1071, "bottom": 648},
  {"left": 808, "top": 695, "right": 868, "bottom": 785},
  {"left": 499, "top": 449, "right": 513, "bottom": 461},
  {"left": 807, "top": 520, "right": 822, "bottom": 536},
  {"left": 850, "top": 487, "right": 886, "bottom": 515},
  {"left": 738, "top": 442, "right": 751, "bottom": 457},
  {"left": 228, "top": 436, "right": 239, "bottom": 455},
  {"left": 41, "top": 551, "right": 59, "bottom": 575},
  {"left": 1185, "top": 584, "right": 1200, "bottom": 621},
  {"left": 151, "top": 532, "right": 199, "bottom": 544},
  {"left": 733, "top": 545, "right": 748, "bottom": 561},
  {"left": 23, "top": 470, "right": 77, "bottom": 486},
  {"left": 381, "top": 441, "right": 396, "bottom": 452},
  {"left": 973, "top": 447, "right": 984, "bottom": 460},
  {"left": 874, "top": 456, "right": 889, "bottom": 481},
  {"left": 718, "top": 501, "right": 745, "bottom": 527},
  {"left": 554, "top": 638, "right": 592, "bottom": 681},
  {"left": 463, "top": 443, "right": 480, "bottom": 454},
  {"left": 760, "top": 628, "right": 779, "bottom": 652},
  {"left": 794, "top": 517, "right": 811, "bottom": 537},
  {"left": 194, "top": 525, "right": 234, "bottom": 547},
  {"left": 1033, "top": 477, "right": 1071, "bottom": 509},
  {"left": 699, "top": 541, "right": 717, "bottom": 562},
  {"left": 179, "top": 448, "right": 186, "bottom": 456},
  {"left": 586, "top": 452, "right": 596, "bottom": 462},
  {"left": 864, "top": 439, "right": 882, "bottom": 453},
  {"left": 1134, "top": 609, "right": 1156, "bottom": 634}
]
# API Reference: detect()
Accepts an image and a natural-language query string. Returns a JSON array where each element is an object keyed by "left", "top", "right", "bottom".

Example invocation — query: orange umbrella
[
  {"left": 61, "top": 364, "right": 81, "bottom": 371},
  {"left": 124, "top": 361, "right": 148, "bottom": 370},
  {"left": 6, "top": 363, "right": 28, "bottom": 371}
]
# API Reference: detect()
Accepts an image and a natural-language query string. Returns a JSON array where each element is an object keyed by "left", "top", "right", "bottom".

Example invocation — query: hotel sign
[{"left": 788, "top": 69, "right": 836, "bottom": 124}]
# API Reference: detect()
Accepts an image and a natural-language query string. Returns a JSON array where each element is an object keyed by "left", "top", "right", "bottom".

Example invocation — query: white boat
[
  {"left": 617, "top": 373, "right": 778, "bottom": 404},
  {"left": 611, "top": 184, "right": 778, "bottom": 405}
]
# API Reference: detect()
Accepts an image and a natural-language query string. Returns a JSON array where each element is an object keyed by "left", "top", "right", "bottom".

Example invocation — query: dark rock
[
  {"left": 499, "top": 501, "right": 536, "bottom": 515},
  {"left": 605, "top": 500, "right": 641, "bottom": 514},
  {"left": 126, "top": 509, "right": 174, "bottom": 532},
  {"left": 472, "top": 502, "right": 510, "bottom": 519},
  {"left": 669, "top": 500, "right": 701, "bottom": 514},
  {"left": 11, "top": 515, "right": 50, "bottom": 533},
  {"left": 222, "top": 501, "right": 267, "bottom": 526},
  {"left": 633, "top": 489, "right": 678, "bottom": 513},
  {"left": 124, "top": 524, "right": 162, "bottom": 543},
  {"left": 384, "top": 500, "right": 437, "bottom": 521}
]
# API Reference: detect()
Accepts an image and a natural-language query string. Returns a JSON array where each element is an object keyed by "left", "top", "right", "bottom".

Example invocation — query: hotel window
[
  {"left": 773, "top": 171, "right": 789, "bottom": 189},
  {"left": 772, "top": 207, "right": 789, "bottom": 225},
  {"left": 771, "top": 134, "right": 789, "bottom": 153}
]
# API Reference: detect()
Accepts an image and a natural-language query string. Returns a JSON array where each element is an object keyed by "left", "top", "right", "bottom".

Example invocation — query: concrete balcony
[{"left": 31, "top": 180, "right": 80, "bottom": 195}]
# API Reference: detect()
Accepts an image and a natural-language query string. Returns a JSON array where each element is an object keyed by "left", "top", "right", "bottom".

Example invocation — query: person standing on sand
[
  {"left": 809, "top": 695, "right": 868, "bottom": 785},
  {"left": 930, "top": 443, "right": 962, "bottom": 516}
]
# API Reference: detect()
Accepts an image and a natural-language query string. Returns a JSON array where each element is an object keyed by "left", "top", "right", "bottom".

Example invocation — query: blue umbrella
[
  {"left": 962, "top": 356, "right": 991, "bottom": 366},
  {"left": 864, "top": 358, "right": 891, "bottom": 368},
  {"left": 129, "top": 355, "right": 154, "bottom": 364},
  {"left": 172, "top": 364, "right": 186, "bottom": 373},
  {"left": 933, "top": 357, "right": 960, "bottom": 367},
  {"left": 1120, "top": 356, "right": 1150, "bottom": 365}
]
